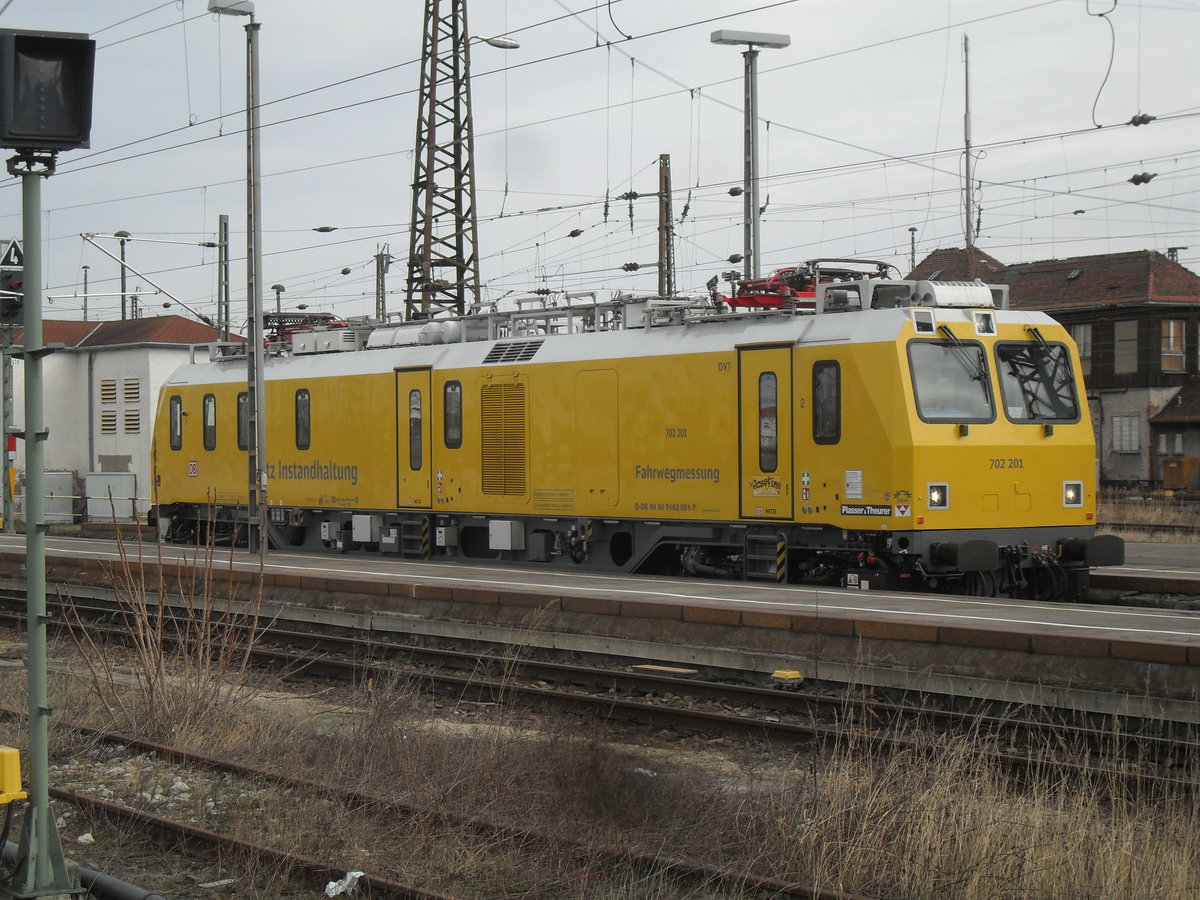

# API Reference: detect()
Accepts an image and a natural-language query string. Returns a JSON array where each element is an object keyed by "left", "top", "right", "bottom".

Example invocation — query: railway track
[
  {"left": 2, "top": 592, "right": 1195, "bottom": 795},
  {"left": 0, "top": 706, "right": 875, "bottom": 900}
]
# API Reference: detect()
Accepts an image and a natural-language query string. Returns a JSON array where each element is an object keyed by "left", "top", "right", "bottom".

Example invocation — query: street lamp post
[
  {"left": 271, "top": 283, "right": 284, "bottom": 315},
  {"left": 210, "top": 0, "right": 267, "bottom": 555},
  {"left": 115, "top": 229, "right": 130, "bottom": 319},
  {"left": 710, "top": 29, "right": 789, "bottom": 282},
  {"left": 81, "top": 263, "right": 89, "bottom": 320}
]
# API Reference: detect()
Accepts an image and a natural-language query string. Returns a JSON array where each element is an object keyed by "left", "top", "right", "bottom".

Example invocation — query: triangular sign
[{"left": 0, "top": 240, "right": 22, "bottom": 269}]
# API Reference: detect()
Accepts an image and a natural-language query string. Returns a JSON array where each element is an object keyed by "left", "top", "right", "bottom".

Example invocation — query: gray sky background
[{"left": 0, "top": 0, "right": 1196, "bottom": 326}]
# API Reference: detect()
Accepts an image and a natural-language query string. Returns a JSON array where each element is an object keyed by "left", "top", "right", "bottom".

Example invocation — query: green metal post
[
  {"left": 1, "top": 340, "right": 11, "bottom": 535},
  {"left": 5, "top": 167, "right": 81, "bottom": 898}
]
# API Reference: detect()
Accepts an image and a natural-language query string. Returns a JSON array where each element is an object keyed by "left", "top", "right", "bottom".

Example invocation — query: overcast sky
[{"left": 0, "top": 0, "right": 1196, "bottom": 325}]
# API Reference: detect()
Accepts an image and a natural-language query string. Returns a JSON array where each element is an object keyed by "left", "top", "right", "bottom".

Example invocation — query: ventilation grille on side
[
  {"left": 481, "top": 383, "right": 527, "bottom": 496},
  {"left": 482, "top": 340, "right": 543, "bottom": 364}
]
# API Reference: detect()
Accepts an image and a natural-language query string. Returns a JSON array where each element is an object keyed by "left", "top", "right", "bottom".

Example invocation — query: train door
[
  {"left": 737, "top": 344, "right": 793, "bottom": 520},
  {"left": 395, "top": 367, "right": 432, "bottom": 508}
]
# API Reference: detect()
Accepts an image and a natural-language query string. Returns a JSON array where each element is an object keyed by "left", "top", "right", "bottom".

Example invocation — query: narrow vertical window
[
  {"left": 444, "top": 380, "right": 462, "bottom": 449},
  {"left": 169, "top": 395, "right": 183, "bottom": 451},
  {"left": 813, "top": 361, "right": 841, "bottom": 444},
  {"left": 237, "top": 392, "right": 248, "bottom": 451},
  {"left": 1114, "top": 321, "right": 1138, "bottom": 375},
  {"left": 202, "top": 393, "right": 217, "bottom": 451},
  {"left": 1071, "top": 323, "right": 1092, "bottom": 377},
  {"left": 1162, "top": 320, "right": 1185, "bottom": 372},
  {"left": 408, "top": 389, "right": 422, "bottom": 471},
  {"left": 295, "top": 389, "right": 311, "bottom": 451},
  {"left": 758, "top": 372, "right": 778, "bottom": 472}
]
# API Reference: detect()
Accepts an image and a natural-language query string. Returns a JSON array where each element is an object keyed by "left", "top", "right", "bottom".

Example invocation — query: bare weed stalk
[{"left": 62, "top": 499, "right": 277, "bottom": 747}]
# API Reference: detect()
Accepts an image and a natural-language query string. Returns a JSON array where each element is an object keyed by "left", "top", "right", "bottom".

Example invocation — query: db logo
[{"left": 187, "top": 461, "right": 198, "bottom": 477}]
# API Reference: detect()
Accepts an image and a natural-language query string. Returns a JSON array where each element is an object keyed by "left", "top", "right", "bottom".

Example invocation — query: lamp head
[
  {"left": 710, "top": 29, "right": 790, "bottom": 49},
  {"left": 208, "top": 0, "right": 255, "bottom": 16}
]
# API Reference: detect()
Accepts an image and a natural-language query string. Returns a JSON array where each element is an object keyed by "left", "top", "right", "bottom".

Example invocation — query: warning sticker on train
[{"left": 841, "top": 504, "right": 892, "bottom": 517}]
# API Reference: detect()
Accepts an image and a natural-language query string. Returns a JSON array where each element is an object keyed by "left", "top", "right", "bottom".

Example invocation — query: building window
[
  {"left": 295, "top": 389, "right": 311, "bottom": 451},
  {"left": 1071, "top": 324, "right": 1092, "bottom": 377},
  {"left": 1114, "top": 321, "right": 1138, "bottom": 375},
  {"left": 1162, "top": 320, "right": 1185, "bottom": 372},
  {"left": 202, "top": 394, "right": 217, "bottom": 451},
  {"left": 812, "top": 361, "right": 840, "bottom": 444},
  {"left": 444, "top": 380, "right": 462, "bottom": 449},
  {"left": 1112, "top": 415, "right": 1140, "bottom": 453},
  {"left": 169, "top": 396, "right": 183, "bottom": 450},
  {"left": 757, "top": 373, "right": 778, "bottom": 472}
]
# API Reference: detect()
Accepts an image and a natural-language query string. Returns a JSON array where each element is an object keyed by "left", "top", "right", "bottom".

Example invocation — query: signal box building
[
  {"left": 911, "top": 248, "right": 1200, "bottom": 490},
  {"left": 7, "top": 315, "right": 230, "bottom": 523}
]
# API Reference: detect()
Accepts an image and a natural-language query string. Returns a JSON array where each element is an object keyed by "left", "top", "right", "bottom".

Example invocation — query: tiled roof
[
  {"left": 907, "top": 247, "right": 1006, "bottom": 281},
  {"left": 908, "top": 248, "right": 1200, "bottom": 312},
  {"left": 1151, "top": 381, "right": 1200, "bottom": 424},
  {"left": 1000, "top": 250, "right": 1200, "bottom": 312},
  {"left": 11, "top": 315, "right": 238, "bottom": 349}
]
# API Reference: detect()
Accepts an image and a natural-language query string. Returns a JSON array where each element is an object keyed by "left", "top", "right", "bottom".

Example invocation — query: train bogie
[{"left": 152, "top": 271, "right": 1123, "bottom": 601}]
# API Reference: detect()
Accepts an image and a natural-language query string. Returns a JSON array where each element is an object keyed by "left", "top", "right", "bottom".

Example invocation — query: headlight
[
  {"left": 1063, "top": 480, "right": 1084, "bottom": 508},
  {"left": 927, "top": 483, "right": 949, "bottom": 510}
]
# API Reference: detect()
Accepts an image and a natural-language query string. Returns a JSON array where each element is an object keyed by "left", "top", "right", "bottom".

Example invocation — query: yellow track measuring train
[{"left": 151, "top": 260, "right": 1123, "bottom": 600}]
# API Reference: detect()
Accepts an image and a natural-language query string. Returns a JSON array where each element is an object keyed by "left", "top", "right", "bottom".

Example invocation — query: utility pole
[
  {"left": 217, "top": 213, "right": 230, "bottom": 340},
  {"left": 657, "top": 154, "right": 675, "bottom": 298},
  {"left": 405, "top": 0, "right": 481, "bottom": 320},
  {"left": 963, "top": 34, "right": 975, "bottom": 249},
  {"left": 375, "top": 244, "right": 390, "bottom": 320}
]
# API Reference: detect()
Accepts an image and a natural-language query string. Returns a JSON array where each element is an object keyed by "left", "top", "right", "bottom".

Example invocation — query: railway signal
[{"left": 0, "top": 267, "right": 21, "bottom": 325}]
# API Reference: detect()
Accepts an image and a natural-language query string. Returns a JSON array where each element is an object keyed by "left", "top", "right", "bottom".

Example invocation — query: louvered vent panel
[
  {"left": 123, "top": 410, "right": 141, "bottom": 434},
  {"left": 482, "top": 340, "right": 543, "bottom": 364},
  {"left": 99, "top": 379, "right": 117, "bottom": 404},
  {"left": 123, "top": 378, "right": 141, "bottom": 403},
  {"left": 100, "top": 410, "right": 117, "bottom": 434},
  {"left": 480, "top": 383, "right": 527, "bottom": 496}
]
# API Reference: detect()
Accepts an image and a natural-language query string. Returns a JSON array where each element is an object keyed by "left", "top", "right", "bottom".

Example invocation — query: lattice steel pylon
[{"left": 405, "top": 0, "right": 481, "bottom": 321}]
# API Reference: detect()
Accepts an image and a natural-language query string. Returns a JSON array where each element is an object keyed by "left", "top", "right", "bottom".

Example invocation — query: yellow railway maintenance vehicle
[{"left": 151, "top": 260, "right": 1123, "bottom": 601}]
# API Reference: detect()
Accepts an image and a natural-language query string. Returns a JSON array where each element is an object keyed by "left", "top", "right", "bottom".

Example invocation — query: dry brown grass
[
  {"left": 58, "top": 519, "right": 283, "bottom": 746},
  {"left": 1099, "top": 489, "right": 1198, "bottom": 542}
]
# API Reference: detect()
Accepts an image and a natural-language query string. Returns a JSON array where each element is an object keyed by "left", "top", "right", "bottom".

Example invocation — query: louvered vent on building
[
  {"left": 482, "top": 341, "right": 543, "bottom": 364},
  {"left": 123, "top": 409, "right": 141, "bottom": 434},
  {"left": 99, "top": 379, "right": 117, "bottom": 404},
  {"left": 123, "top": 378, "right": 140, "bottom": 403},
  {"left": 100, "top": 410, "right": 117, "bottom": 434},
  {"left": 480, "top": 383, "right": 527, "bottom": 496}
]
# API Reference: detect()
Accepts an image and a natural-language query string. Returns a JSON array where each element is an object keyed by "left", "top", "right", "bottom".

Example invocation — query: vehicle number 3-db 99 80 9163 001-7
[{"left": 988, "top": 457, "right": 1025, "bottom": 469}]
